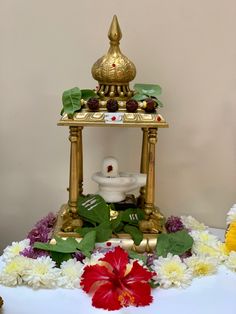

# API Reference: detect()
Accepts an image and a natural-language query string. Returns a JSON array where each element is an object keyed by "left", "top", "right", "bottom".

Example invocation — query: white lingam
[{"left": 92, "top": 157, "right": 147, "bottom": 203}]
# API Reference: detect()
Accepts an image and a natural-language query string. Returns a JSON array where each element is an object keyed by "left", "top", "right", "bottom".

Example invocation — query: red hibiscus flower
[{"left": 80, "top": 246, "right": 154, "bottom": 311}]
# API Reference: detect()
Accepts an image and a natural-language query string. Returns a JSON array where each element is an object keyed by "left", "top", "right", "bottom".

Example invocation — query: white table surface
[{"left": 1, "top": 228, "right": 236, "bottom": 314}]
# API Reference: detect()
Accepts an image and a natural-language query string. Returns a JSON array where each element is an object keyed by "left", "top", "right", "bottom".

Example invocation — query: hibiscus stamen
[{"left": 118, "top": 290, "right": 135, "bottom": 307}]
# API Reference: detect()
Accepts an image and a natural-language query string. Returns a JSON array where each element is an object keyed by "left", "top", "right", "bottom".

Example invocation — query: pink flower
[{"left": 81, "top": 246, "right": 154, "bottom": 311}]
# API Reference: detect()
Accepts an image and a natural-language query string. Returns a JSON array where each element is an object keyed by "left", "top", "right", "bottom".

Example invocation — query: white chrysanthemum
[
  {"left": 190, "top": 230, "right": 219, "bottom": 246},
  {"left": 83, "top": 252, "right": 105, "bottom": 266},
  {"left": 0, "top": 255, "right": 30, "bottom": 286},
  {"left": 181, "top": 216, "right": 208, "bottom": 231},
  {"left": 225, "top": 251, "right": 236, "bottom": 272},
  {"left": 185, "top": 255, "right": 218, "bottom": 277},
  {"left": 226, "top": 204, "right": 236, "bottom": 225},
  {"left": 192, "top": 241, "right": 228, "bottom": 262},
  {"left": 58, "top": 259, "right": 84, "bottom": 289},
  {"left": 2, "top": 239, "right": 30, "bottom": 262},
  {"left": 151, "top": 254, "right": 193, "bottom": 288},
  {"left": 22, "top": 256, "right": 61, "bottom": 289}
]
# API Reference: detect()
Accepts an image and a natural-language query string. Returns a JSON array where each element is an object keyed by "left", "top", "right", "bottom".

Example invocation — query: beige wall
[{"left": 0, "top": 0, "right": 235, "bottom": 252}]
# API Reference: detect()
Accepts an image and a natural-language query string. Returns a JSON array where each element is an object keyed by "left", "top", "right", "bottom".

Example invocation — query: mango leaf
[
  {"left": 62, "top": 87, "right": 82, "bottom": 115},
  {"left": 81, "top": 89, "right": 98, "bottom": 100},
  {"left": 156, "top": 230, "right": 193, "bottom": 257},
  {"left": 77, "top": 221, "right": 112, "bottom": 243},
  {"left": 77, "top": 230, "right": 96, "bottom": 257},
  {"left": 77, "top": 195, "right": 110, "bottom": 225},
  {"left": 50, "top": 252, "right": 72, "bottom": 266},
  {"left": 34, "top": 236, "right": 79, "bottom": 253},
  {"left": 121, "top": 208, "right": 145, "bottom": 225},
  {"left": 134, "top": 83, "right": 162, "bottom": 98},
  {"left": 128, "top": 250, "right": 148, "bottom": 264},
  {"left": 124, "top": 225, "right": 143, "bottom": 246}
]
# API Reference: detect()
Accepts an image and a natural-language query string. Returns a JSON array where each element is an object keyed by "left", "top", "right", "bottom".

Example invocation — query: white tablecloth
[{"left": 1, "top": 229, "right": 236, "bottom": 314}]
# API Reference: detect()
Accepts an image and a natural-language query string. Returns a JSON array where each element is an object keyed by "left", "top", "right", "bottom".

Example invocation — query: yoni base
[{"left": 53, "top": 205, "right": 159, "bottom": 253}]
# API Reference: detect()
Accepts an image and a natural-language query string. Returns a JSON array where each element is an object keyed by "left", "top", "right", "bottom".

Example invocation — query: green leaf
[
  {"left": 156, "top": 230, "right": 194, "bottom": 257},
  {"left": 77, "top": 230, "right": 96, "bottom": 257},
  {"left": 134, "top": 83, "right": 162, "bottom": 98},
  {"left": 77, "top": 194, "right": 110, "bottom": 225},
  {"left": 124, "top": 225, "right": 143, "bottom": 246},
  {"left": 77, "top": 221, "right": 112, "bottom": 243},
  {"left": 50, "top": 252, "right": 72, "bottom": 267},
  {"left": 34, "top": 237, "right": 80, "bottom": 253},
  {"left": 81, "top": 89, "right": 98, "bottom": 100},
  {"left": 121, "top": 208, "right": 145, "bottom": 225},
  {"left": 155, "top": 98, "right": 164, "bottom": 108},
  {"left": 128, "top": 250, "right": 148, "bottom": 264},
  {"left": 62, "top": 87, "right": 82, "bottom": 115},
  {"left": 132, "top": 93, "right": 146, "bottom": 101},
  {"left": 149, "top": 280, "right": 159, "bottom": 288},
  {"left": 110, "top": 213, "right": 123, "bottom": 231}
]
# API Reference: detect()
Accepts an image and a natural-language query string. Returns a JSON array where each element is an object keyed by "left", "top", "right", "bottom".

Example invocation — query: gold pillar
[
  {"left": 77, "top": 126, "right": 83, "bottom": 196},
  {"left": 144, "top": 128, "right": 158, "bottom": 215},
  {"left": 138, "top": 128, "right": 149, "bottom": 208},
  {"left": 68, "top": 126, "right": 79, "bottom": 213}
]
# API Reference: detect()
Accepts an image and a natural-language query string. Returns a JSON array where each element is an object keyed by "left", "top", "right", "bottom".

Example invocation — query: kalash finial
[{"left": 92, "top": 15, "right": 136, "bottom": 99}]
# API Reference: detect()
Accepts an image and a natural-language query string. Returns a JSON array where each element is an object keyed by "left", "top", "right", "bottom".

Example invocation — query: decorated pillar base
[
  {"left": 53, "top": 205, "right": 159, "bottom": 253},
  {"left": 139, "top": 207, "right": 165, "bottom": 234}
]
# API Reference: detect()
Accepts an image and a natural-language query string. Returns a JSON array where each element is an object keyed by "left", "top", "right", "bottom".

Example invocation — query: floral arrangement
[{"left": 1, "top": 205, "right": 236, "bottom": 311}]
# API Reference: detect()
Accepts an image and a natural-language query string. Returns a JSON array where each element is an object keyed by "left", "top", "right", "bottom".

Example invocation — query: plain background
[{"left": 0, "top": 0, "right": 235, "bottom": 252}]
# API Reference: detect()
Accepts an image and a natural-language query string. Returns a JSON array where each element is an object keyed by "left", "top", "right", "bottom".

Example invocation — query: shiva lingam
[
  {"left": 92, "top": 157, "right": 146, "bottom": 203},
  {"left": 54, "top": 15, "right": 169, "bottom": 252}
]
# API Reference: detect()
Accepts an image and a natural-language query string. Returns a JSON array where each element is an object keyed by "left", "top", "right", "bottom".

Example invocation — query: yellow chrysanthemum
[{"left": 225, "top": 221, "right": 236, "bottom": 252}]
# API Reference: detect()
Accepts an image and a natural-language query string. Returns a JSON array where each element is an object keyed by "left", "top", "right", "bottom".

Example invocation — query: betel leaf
[
  {"left": 50, "top": 252, "right": 72, "bottom": 266},
  {"left": 62, "top": 87, "right": 82, "bottom": 115},
  {"left": 156, "top": 230, "right": 194, "bottom": 258},
  {"left": 155, "top": 98, "right": 164, "bottom": 108},
  {"left": 81, "top": 89, "right": 98, "bottom": 100},
  {"left": 110, "top": 212, "right": 123, "bottom": 231},
  {"left": 77, "top": 221, "right": 112, "bottom": 243},
  {"left": 128, "top": 250, "right": 148, "bottom": 264},
  {"left": 134, "top": 83, "right": 162, "bottom": 97},
  {"left": 124, "top": 225, "right": 143, "bottom": 246},
  {"left": 77, "top": 230, "right": 96, "bottom": 258},
  {"left": 34, "top": 236, "right": 79, "bottom": 253},
  {"left": 77, "top": 194, "right": 110, "bottom": 225},
  {"left": 132, "top": 93, "right": 146, "bottom": 101},
  {"left": 121, "top": 208, "right": 145, "bottom": 225},
  {"left": 149, "top": 280, "right": 159, "bottom": 288}
]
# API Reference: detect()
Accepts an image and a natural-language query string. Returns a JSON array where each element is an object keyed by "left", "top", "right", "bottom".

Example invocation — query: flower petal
[
  {"left": 81, "top": 264, "right": 112, "bottom": 293},
  {"left": 124, "top": 282, "right": 153, "bottom": 307},
  {"left": 92, "top": 282, "right": 121, "bottom": 311},
  {"left": 99, "top": 246, "right": 128, "bottom": 276},
  {"left": 124, "top": 260, "right": 153, "bottom": 284}
]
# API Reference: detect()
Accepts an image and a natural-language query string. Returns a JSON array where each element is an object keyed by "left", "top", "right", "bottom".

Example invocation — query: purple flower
[
  {"left": 20, "top": 246, "right": 49, "bottom": 259},
  {"left": 35, "top": 212, "right": 56, "bottom": 228},
  {"left": 26, "top": 212, "right": 57, "bottom": 245},
  {"left": 73, "top": 251, "right": 85, "bottom": 262},
  {"left": 165, "top": 216, "right": 184, "bottom": 233},
  {"left": 180, "top": 250, "right": 192, "bottom": 261},
  {"left": 146, "top": 253, "right": 158, "bottom": 267},
  {"left": 27, "top": 225, "right": 50, "bottom": 245}
]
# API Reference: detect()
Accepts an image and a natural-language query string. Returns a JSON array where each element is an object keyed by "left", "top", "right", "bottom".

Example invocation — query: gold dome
[{"left": 91, "top": 15, "right": 136, "bottom": 99}]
